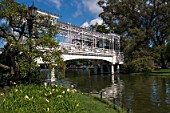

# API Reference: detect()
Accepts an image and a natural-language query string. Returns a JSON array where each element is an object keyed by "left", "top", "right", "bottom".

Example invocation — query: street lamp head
[
  {"left": 28, "top": 3, "right": 37, "bottom": 17},
  {"left": 27, "top": 2, "right": 37, "bottom": 38}
]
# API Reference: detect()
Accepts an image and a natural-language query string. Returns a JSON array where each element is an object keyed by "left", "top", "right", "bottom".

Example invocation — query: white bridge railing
[{"left": 60, "top": 42, "right": 124, "bottom": 63}]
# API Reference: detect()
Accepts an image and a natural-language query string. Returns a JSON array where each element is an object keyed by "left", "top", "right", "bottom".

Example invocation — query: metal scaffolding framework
[{"left": 57, "top": 21, "right": 124, "bottom": 63}]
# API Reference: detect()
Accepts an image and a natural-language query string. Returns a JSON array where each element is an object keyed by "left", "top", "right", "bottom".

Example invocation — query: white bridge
[
  {"left": 56, "top": 21, "right": 124, "bottom": 74},
  {"left": 35, "top": 10, "right": 124, "bottom": 74}
]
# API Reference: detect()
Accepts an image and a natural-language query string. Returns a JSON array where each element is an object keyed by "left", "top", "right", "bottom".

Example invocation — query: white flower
[
  {"left": 76, "top": 103, "right": 79, "bottom": 107},
  {"left": 13, "top": 82, "right": 16, "bottom": 85},
  {"left": 15, "top": 89, "right": 18, "bottom": 92},
  {"left": 62, "top": 91, "right": 65, "bottom": 94},
  {"left": 55, "top": 85, "right": 58, "bottom": 87},
  {"left": 71, "top": 85, "right": 74, "bottom": 88},
  {"left": 0, "top": 93, "right": 4, "bottom": 96},
  {"left": 25, "top": 95, "right": 29, "bottom": 99},
  {"left": 52, "top": 89, "right": 55, "bottom": 92},
  {"left": 57, "top": 95, "right": 63, "bottom": 98},
  {"left": 47, "top": 107, "right": 49, "bottom": 111},
  {"left": 67, "top": 89, "right": 70, "bottom": 92},
  {"left": 45, "top": 98, "right": 49, "bottom": 103},
  {"left": 73, "top": 89, "right": 77, "bottom": 93},
  {"left": 45, "top": 93, "right": 48, "bottom": 96},
  {"left": 44, "top": 82, "right": 47, "bottom": 87}
]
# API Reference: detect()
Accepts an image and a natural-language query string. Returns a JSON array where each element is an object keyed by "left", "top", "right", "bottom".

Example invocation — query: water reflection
[
  {"left": 151, "top": 80, "right": 161, "bottom": 105},
  {"left": 120, "top": 75, "right": 170, "bottom": 113},
  {"left": 63, "top": 70, "right": 170, "bottom": 113},
  {"left": 165, "top": 80, "right": 170, "bottom": 105},
  {"left": 65, "top": 70, "right": 113, "bottom": 92},
  {"left": 64, "top": 70, "right": 125, "bottom": 107}
]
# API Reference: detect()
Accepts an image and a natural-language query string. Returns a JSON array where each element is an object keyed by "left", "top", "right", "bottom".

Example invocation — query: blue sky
[
  {"left": 16, "top": 0, "right": 103, "bottom": 27},
  {"left": 0, "top": 0, "right": 104, "bottom": 48}
]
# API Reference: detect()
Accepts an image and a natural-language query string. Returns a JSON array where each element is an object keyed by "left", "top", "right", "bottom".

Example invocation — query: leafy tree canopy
[
  {"left": 89, "top": 23, "right": 110, "bottom": 33},
  {"left": 98, "top": 0, "right": 170, "bottom": 69},
  {"left": 0, "top": 0, "right": 64, "bottom": 83}
]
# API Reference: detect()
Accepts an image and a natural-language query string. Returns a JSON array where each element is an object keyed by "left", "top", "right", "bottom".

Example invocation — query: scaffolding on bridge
[{"left": 56, "top": 21, "right": 123, "bottom": 62}]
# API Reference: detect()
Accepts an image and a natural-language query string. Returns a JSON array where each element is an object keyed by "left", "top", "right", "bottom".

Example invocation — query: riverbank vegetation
[
  {"left": 96, "top": 0, "right": 170, "bottom": 73},
  {"left": 0, "top": 84, "right": 126, "bottom": 113}
]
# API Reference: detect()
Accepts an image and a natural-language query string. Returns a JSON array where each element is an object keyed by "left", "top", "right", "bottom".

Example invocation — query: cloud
[
  {"left": 81, "top": 17, "right": 103, "bottom": 28},
  {"left": 81, "top": 0, "right": 103, "bottom": 28},
  {"left": 72, "top": 0, "right": 103, "bottom": 18},
  {"left": 82, "top": 0, "right": 102, "bottom": 16},
  {"left": 81, "top": 22, "right": 89, "bottom": 28},
  {"left": 49, "top": 0, "right": 62, "bottom": 9},
  {"left": 72, "top": 1, "right": 83, "bottom": 18},
  {"left": 90, "top": 18, "right": 103, "bottom": 25}
]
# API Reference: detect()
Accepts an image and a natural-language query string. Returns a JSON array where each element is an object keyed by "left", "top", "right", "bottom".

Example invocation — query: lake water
[{"left": 63, "top": 70, "right": 170, "bottom": 113}]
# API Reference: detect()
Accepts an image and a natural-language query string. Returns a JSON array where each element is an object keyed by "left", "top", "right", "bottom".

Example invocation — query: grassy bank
[
  {"left": 0, "top": 84, "right": 126, "bottom": 113},
  {"left": 130, "top": 69, "right": 170, "bottom": 76},
  {"left": 75, "top": 93, "right": 126, "bottom": 113}
]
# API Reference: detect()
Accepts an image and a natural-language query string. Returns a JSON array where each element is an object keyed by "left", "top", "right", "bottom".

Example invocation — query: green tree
[
  {"left": 98, "top": 0, "right": 170, "bottom": 69},
  {"left": 165, "top": 41, "right": 170, "bottom": 64},
  {"left": 89, "top": 23, "right": 110, "bottom": 33},
  {"left": 0, "top": 0, "right": 64, "bottom": 84}
]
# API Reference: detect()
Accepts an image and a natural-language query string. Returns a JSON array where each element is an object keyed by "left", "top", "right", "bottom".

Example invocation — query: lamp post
[
  {"left": 27, "top": 3, "right": 37, "bottom": 38},
  {"left": 27, "top": 3, "right": 37, "bottom": 82}
]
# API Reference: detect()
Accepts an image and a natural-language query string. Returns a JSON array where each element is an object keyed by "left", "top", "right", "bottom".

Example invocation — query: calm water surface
[{"left": 63, "top": 70, "right": 170, "bottom": 113}]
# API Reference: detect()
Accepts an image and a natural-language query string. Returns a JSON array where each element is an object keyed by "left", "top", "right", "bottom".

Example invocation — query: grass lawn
[
  {"left": 152, "top": 69, "right": 170, "bottom": 73},
  {"left": 130, "top": 69, "right": 170, "bottom": 76},
  {"left": 75, "top": 93, "right": 126, "bottom": 113},
  {"left": 149, "top": 69, "right": 170, "bottom": 76}
]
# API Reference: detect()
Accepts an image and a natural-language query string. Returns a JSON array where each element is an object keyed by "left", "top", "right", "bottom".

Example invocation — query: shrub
[
  {"left": 122, "top": 57, "right": 154, "bottom": 73},
  {"left": 0, "top": 84, "right": 80, "bottom": 113}
]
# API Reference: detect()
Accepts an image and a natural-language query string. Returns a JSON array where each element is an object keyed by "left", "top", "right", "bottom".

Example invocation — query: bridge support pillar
[
  {"left": 111, "top": 64, "right": 114, "bottom": 81},
  {"left": 111, "top": 64, "right": 114, "bottom": 74},
  {"left": 112, "top": 73, "right": 114, "bottom": 81},
  {"left": 117, "top": 64, "right": 120, "bottom": 73}
]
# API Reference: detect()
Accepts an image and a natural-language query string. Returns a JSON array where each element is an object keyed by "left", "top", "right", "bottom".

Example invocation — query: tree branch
[
  {"left": 0, "top": 63, "right": 10, "bottom": 70},
  {"left": 0, "top": 26, "right": 16, "bottom": 40}
]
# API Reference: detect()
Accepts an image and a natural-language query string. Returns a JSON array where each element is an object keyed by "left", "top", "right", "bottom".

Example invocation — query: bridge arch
[
  {"left": 64, "top": 55, "right": 113, "bottom": 74},
  {"left": 62, "top": 54, "right": 113, "bottom": 64}
]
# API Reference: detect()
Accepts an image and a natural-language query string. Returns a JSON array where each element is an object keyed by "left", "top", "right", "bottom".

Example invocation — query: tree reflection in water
[{"left": 63, "top": 70, "right": 170, "bottom": 113}]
